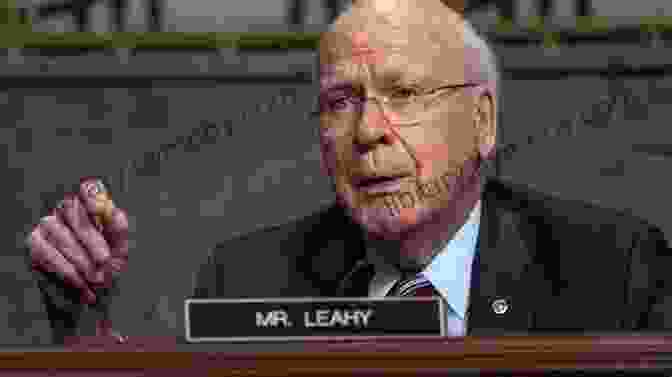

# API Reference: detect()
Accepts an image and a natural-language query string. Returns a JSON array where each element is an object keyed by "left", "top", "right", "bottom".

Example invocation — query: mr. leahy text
[
  {"left": 185, "top": 298, "right": 445, "bottom": 342},
  {"left": 256, "top": 306, "right": 374, "bottom": 328}
]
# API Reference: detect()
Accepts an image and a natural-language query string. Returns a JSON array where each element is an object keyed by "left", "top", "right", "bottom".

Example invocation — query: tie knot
[{"left": 388, "top": 273, "right": 437, "bottom": 297}]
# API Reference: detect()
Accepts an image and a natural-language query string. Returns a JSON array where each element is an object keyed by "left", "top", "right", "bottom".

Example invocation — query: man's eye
[
  {"left": 390, "top": 87, "right": 420, "bottom": 99},
  {"left": 328, "top": 97, "right": 353, "bottom": 111}
]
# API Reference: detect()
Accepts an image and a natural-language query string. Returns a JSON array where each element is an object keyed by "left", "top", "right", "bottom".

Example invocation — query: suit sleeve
[
  {"left": 31, "top": 248, "right": 121, "bottom": 344},
  {"left": 632, "top": 224, "right": 672, "bottom": 331},
  {"left": 33, "top": 266, "right": 85, "bottom": 344},
  {"left": 192, "top": 247, "right": 220, "bottom": 299}
]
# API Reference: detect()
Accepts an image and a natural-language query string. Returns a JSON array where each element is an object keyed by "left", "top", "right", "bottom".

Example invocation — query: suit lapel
[
  {"left": 467, "top": 180, "right": 539, "bottom": 334},
  {"left": 304, "top": 204, "right": 368, "bottom": 297},
  {"left": 336, "top": 259, "right": 375, "bottom": 297}
]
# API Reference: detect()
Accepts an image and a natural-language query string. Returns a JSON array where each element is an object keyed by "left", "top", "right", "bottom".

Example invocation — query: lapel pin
[{"left": 492, "top": 298, "right": 509, "bottom": 315}]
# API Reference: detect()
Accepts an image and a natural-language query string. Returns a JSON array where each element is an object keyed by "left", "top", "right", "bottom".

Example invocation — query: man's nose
[{"left": 355, "top": 99, "right": 393, "bottom": 147}]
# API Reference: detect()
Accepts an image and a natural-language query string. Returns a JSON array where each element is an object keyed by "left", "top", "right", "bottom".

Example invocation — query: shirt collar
[
  {"left": 423, "top": 200, "right": 481, "bottom": 319},
  {"left": 366, "top": 200, "right": 482, "bottom": 319}
]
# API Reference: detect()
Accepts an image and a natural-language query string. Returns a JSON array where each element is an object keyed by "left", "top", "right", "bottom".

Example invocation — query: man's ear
[{"left": 474, "top": 89, "right": 497, "bottom": 160}]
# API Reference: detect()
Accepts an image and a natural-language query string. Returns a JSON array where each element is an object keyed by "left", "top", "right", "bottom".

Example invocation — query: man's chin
[{"left": 345, "top": 201, "right": 432, "bottom": 239}]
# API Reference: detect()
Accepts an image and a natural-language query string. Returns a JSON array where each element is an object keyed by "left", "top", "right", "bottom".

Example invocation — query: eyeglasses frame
[{"left": 313, "top": 82, "right": 482, "bottom": 126}]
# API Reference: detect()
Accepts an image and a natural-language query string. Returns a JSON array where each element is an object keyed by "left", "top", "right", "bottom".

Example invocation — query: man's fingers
[
  {"left": 26, "top": 227, "right": 97, "bottom": 304},
  {"left": 59, "top": 193, "right": 111, "bottom": 266},
  {"left": 40, "top": 214, "right": 96, "bottom": 282},
  {"left": 105, "top": 208, "right": 130, "bottom": 258},
  {"left": 78, "top": 178, "right": 130, "bottom": 258}
]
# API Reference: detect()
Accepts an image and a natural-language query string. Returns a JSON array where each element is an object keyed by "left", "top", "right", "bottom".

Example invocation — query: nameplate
[{"left": 185, "top": 297, "right": 445, "bottom": 342}]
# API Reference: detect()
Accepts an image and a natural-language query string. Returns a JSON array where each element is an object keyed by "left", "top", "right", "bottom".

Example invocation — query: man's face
[{"left": 318, "top": 3, "right": 495, "bottom": 239}]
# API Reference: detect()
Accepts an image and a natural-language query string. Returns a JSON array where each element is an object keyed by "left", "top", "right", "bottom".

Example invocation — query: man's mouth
[{"left": 353, "top": 175, "right": 408, "bottom": 194}]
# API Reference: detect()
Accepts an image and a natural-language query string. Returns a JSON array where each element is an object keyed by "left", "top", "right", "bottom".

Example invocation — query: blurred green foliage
[
  {"left": 0, "top": 31, "right": 322, "bottom": 49},
  {"left": 0, "top": 0, "right": 19, "bottom": 26},
  {"left": 0, "top": 13, "right": 670, "bottom": 48}
]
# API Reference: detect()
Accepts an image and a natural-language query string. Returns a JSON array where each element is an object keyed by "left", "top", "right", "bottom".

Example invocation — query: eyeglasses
[{"left": 313, "top": 83, "right": 480, "bottom": 127}]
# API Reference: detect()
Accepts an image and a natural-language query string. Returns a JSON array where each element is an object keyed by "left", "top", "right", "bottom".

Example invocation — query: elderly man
[{"left": 26, "top": 0, "right": 671, "bottom": 343}]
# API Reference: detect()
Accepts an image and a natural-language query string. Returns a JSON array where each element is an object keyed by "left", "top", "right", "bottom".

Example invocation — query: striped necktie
[
  {"left": 386, "top": 273, "right": 439, "bottom": 297},
  {"left": 387, "top": 272, "right": 465, "bottom": 336}
]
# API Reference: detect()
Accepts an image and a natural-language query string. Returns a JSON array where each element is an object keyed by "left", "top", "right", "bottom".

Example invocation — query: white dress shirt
[{"left": 367, "top": 200, "right": 482, "bottom": 336}]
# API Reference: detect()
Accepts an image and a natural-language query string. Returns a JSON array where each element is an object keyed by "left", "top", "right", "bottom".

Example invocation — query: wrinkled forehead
[
  {"left": 318, "top": 31, "right": 474, "bottom": 86},
  {"left": 318, "top": 5, "right": 475, "bottom": 85}
]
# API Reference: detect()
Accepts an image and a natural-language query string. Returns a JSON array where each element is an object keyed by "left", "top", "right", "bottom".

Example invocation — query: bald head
[
  {"left": 322, "top": 0, "right": 464, "bottom": 62},
  {"left": 319, "top": 0, "right": 498, "bottom": 97},
  {"left": 342, "top": 0, "right": 462, "bottom": 23}
]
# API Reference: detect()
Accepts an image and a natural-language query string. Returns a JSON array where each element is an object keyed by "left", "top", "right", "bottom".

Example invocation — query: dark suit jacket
[
  {"left": 192, "top": 178, "right": 672, "bottom": 333},
  {"left": 39, "top": 178, "right": 672, "bottom": 342}
]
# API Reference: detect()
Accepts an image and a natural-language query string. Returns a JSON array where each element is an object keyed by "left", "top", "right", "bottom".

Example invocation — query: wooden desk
[{"left": 1, "top": 336, "right": 672, "bottom": 375}]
